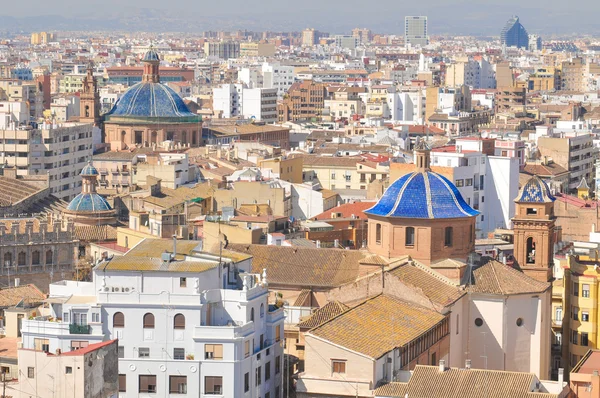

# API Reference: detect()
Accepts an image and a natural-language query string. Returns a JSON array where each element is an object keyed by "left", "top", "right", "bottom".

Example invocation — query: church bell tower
[
  {"left": 512, "top": 176, "right": 556, "bottom": 282},
  {"left": 80, "top": 62, "right": 100, "bottom": 126}
]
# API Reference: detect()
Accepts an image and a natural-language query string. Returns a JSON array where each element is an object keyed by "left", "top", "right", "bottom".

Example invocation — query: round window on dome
[{"left": 474, "top": 318, "right": 483, "bottom": 327}]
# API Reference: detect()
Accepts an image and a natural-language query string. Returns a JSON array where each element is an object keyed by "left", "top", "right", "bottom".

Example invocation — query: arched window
[
  {"left": 143, "top": 313, "right": 155, "bottom": 329},
  {"left": 3, "top": 252, "right": 12, "bottom": 266},
  {"left": 151, "top": 131, "right": 158, "bottom": 144},
  {"left": 405, "top": 227, "right": 415, "bottom": 246},
  {"left": 174, "top": 314, "right": 185, "bottom": 329},
  {"left": 45, "top": 250, "right": 53, "bottom": 265},
  {"left": 444, "top": 227, "right": 453, "bottom": 247},
  {"left": 17, "top": 252, "right": 26, "bottom": 266},
  {"left": 250, "top": 308, "right": 255, "bottom": 322},
  {"left": 375, "top": 224, "right": 382, "bottom": 244},
  {"left": 85, "top": 105, "right": 90, "bottom": 117},
  {"left": 526, "top": 237, "right": 536, "bottom": 264},
  {"left": 32, "top": 251, "right": 40, "bottom": 265},
  {"left": 182, "top": 131, "right": 187, "bottom": 143},
  {"left": 113, "top": 312, "right": 125, "bottom": 328},
  {"left": 121, "top": 130, "right": 126, "bottom": 143},
  {"left": 260, "top": 304, "right": 265, "bottom": 318}
]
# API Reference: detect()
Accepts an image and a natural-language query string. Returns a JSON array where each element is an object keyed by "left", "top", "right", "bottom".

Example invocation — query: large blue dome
[
  {"left": 105, "top": 82, "right": 198, "bottom": 119},
  {"left": 67, "top": 193, "right": 112, "bottom": 212},
  {"left": 366, "top": 171, "right": 479, "bottom": 219}
]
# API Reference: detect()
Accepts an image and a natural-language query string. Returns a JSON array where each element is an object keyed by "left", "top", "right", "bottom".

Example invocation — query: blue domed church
[
  {"left": 103, "top": 47, "right": 202, "bottom": 151},
  {"left": 365, "top": 143, "right": 479, "bottom": 270}
]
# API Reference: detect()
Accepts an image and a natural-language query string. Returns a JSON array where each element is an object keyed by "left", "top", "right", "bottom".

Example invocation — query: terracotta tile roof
[
  {"left": 59, "top": 339, "right": 117, "bottom": 356},
  {"left": 297, "top": 301, "right": 349, "bottom": 329},
  {"left": 308, "top": 295, "right": 446, "bottom": 359},
  {"left": 227, "top": 244, "right": 366, "bottom": 288},
  {"left": 523, "top": 162, "right": 568, "bottom": 177},
  {"left": 300, "top": 155, "right": 363, "bottom": 168},
  {"left": 0, "top": 284, "right": 45, "bottom": 308},
  {"left": 0, "top": 176, "right": 42, "bottom": 207},
  {"left": 396, "top": 365, "right": 560, "bottom": 398},
  {"left": 374, "top": 382, "right": 408, "bottom": 397},
  {"left": 466, "top": 260, "right": 550, "bottom": 295},
  {"left": 293, "top": 289, "right": 316, "bottom": 307},
  {"left": 206, "top": 124, "right": 290, "bottom": 136},
  {"left": 0, "top": 337, "right": 20, "bottom": 359},
  {"left": 313, "top": 201, "right": 375, "bottom": 221},
  {"left": 388, "top": 263, "right": 465, "bottom": 306},
  {"left": 74, "top": 225, "right": 117, "bottom": 242}
]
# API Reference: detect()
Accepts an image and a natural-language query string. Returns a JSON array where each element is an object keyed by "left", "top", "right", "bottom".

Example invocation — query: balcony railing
[{"left": 69, "top": 324, "right": 90, "bottom": 334}]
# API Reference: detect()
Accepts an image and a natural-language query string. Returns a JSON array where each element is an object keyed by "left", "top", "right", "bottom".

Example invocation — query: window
[
  {"left": 139, "top": 375, "right": 157, "bottom": 393},
  {"left": 205, "top": 344, "right": 223, "bottom": 360},
  {"left": 180, "top": 277, "right": 187, "bottom": 287},
  {"left": 456, "top": 314, "right": 460, "bottom": 335},
  {"left": 92, "top": 312, "right": 100, "bottom": 323},
  {"left": 555, "top": 307, "right": 563, "bottom": 322},
  {"left": 475, "top": 318, "right": 483, "bottom": 327},
  {"left": 572, "top": 331, "right": 579, "bottom": 345},
  {"left": 118, "top": 346, "right": 124, "bottom": 358},
  {"left": 174, "top": 348, "right": 185, "bottom": 360},
  {"left": 28, "top": 367, "right": 34, "bottom": 378},
  {"left": 444, "top": 227, "right": 453, "bottom": 247},
  {"left": 245, "top": 340, "right": 250, "bottom": 358},
  {"left": 143, "top": 313, "right": 155, "bottom": 329},
  {"left": 113, "top": 312, "right": 124, "bottom": 328},
  {"left": 139, "top": 347, "right": 150, "bottom": 358},
  {"left": 376, "top": 223, "right": 382, "bottom": 244},
  {"left": 582, "top": 311, "right": 589, "bottom": 322},
  {"left": 32, "top": 251, "right": 40, "bottom": 265},
  {"left": 583, "top": 284, "right": 590, "bottom": 298},
  {"left": 405, "top": 227, "right": 415, "bottom": 246},
  {"left": 169, "top": 375, "right": 187, "bottom": 394},
  {"left": 65, "top": 367, "right": 72, "bottom": 374},
  {"left": 260, "top": 303, "right": 265, "bottom": 318},
  {"left": 17, "top": 251, "right": 26, "bottom": 266},
  {"left": 174, "top": 314, "right": 185, "bottom": 329},
  {"left": 332, "top": 360, "right": 346, "bottom": 374},
  {"left": 119, "top": 374, "right": 126, "bottom": 392},
  {"left": 265, "top": 361, "right": 271, "bottom": 381},
  {"left": 244, "top": 372, "right": 250, "bottom": 392},
  {"left": 34, "top": 338, "right": 49, "bottom": 352},
  {"left": 256, "top": 366, "right": 262, "bottom": 386},
  {"left": 250, "top": 308, "right": 255, "bottom": 322},
  {"left": 46, "top": 250, "right": 52, "bottom": 265},
  {"left": 465, "top": 178, "right": 473, "bottom": 186},
  {"left": 582, "top": 332, "right": 589, "bottom": 347},
  {"left": 331, "top": 172, "right": 336, "bottom": 179},
  {"left": 573, "top": 306, "right": 579, "bottom": 321},
  {"left": 205, "top": 376, "right": 223, "bottom": 395},
  {"left": 276, "top": 356, "right": 281, "bottom": 374},
  {"left": 276, "top": 325, "right": 281, "bottom": 342},
  {"left": 455, "top": 179, "right": 464, "bottom": 187},
  {"left": 71, "top": 341, "right": 88, "bottom": 350}
]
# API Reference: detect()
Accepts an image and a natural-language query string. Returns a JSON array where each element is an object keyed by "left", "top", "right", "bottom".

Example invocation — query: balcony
[{"left": 69, "top": 324, "right": 91, "bottom": 334}]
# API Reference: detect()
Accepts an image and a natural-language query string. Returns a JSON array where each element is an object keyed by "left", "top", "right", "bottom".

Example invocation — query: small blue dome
[
  {"left": 516, "top": 176, "right": 555, "bottom": 203},
  {"left": 366, "top": 171, "right": 479, "bottom": 219},
  {"left": 143, "top": 48, "right": 160, "bottom": 62},
  {"left": 80, "top": 162, "right": 99, "bottom": 176},
  {"left": 67, "top": 193, "right": 112, "bottom": 212},
  {"left": 105, "top": 82, "right": 198, "bottom": 118}
]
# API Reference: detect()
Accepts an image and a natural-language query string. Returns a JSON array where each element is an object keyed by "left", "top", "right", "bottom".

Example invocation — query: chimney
[
  {"left": 439, "top": 359, "right": 445, "bottom": 372},
  {"left": 558, "top": 368, "right": 564, "bottom": 385},
  {"left": 465, "top": 359, "right": 471, "bottom": 369},
  {"left": 172, "top": 234, "right": 177, "bottom": 258}
]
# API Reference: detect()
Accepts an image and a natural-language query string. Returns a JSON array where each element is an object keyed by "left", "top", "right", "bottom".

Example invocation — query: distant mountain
[{"left": 0, "top": 6, "right": 597, "bottom": 36}]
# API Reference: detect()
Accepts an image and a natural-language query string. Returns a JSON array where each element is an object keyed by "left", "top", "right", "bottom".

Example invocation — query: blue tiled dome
[
  {"left": 516, "top": 176, "right": 555, "bottom": 203},
  {"left": 80, "top": 162, "right": 99, "bottom": 176},
  {"left": 105, "top": 82, "right": 197, "bottom": 118},
  {"left": 67, "top": 193, "right": 112, "bottom": 212},
  {"left": 143, "top": 48, "right": 160, "bottom": 62},
  {"left": 366, "top": 171, "right": 479, "bottom": 219}
]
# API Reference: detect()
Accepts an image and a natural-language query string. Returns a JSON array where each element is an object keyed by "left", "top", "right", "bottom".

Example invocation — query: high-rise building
[
  {"left": 404, "top": 16, "right": 429, "bottom": 48},
  {"left": 203, "top": 41, "right": 240, "bottom": 59},
  {"left": 529, "top": 34, "right": 543, "bottom": 51},
  {"left": 500, "top": 16, "right": 529, "bottom": 49},
  {"left": 302, "top": 28, "right": 322, "bottom": 47},
  {"left": 352, "top": 28, "right": 372, "bottom": 44}
]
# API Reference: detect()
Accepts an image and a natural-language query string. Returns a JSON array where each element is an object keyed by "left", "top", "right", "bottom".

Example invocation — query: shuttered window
[
  {"left": 118, "top": 374, "right": 126, "bottom": 392},
  {"left": 143, "top": 313, "right": 155, "bottom": 329},
  {"left": 113, "top": 312, "right": 124, "bottom": 328},
  {"left": 205, "top": 344, "right": 223, "bottom": 360},
  {"left": 139, "top": 375, "right": 156, "bottom": 393},
  {"left": 205, "top": 376, "right": 223, "bottom": 395},
  {"left": 169, "top": 376, "right": 187, "bottom": 394},
  {"left": 174, "top": 314, "right": 185, "bottom": 329}
]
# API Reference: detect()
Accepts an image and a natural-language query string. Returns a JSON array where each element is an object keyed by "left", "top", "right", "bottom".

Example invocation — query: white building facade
[{"left": 20, "top": 239, "right": 285, "bottom": 398}]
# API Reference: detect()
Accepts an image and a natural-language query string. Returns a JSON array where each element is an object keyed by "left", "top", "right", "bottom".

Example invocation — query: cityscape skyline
[{"left": 0, "top": 3, "right": 599, "bottom": 36}]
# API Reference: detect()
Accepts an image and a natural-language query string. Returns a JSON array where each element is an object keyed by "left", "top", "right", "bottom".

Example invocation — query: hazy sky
[{"left": 1, "top": 0, "right": 599, "bottom": 35}]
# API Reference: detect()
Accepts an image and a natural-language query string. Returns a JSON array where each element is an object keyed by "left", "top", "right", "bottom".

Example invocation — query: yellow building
[
  {"left": 301, "top": 156, "right": 389, "bottom": 191},
  {"left": 258, "top": 156, "right": 303, "bottom": 183},
  {"left": 563, "top": 254, "right": 600, "bottom": 372},
  {"left": 528, "top": 66, "right": 562, "bottom": 91},
  {"left": 239, "top": 42, "right": 276, "bottom": 58}
]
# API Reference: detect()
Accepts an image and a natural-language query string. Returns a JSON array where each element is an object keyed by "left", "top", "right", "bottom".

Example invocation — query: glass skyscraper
[{"left": 500, "top": 16, "right": 529, "bottom": 49}]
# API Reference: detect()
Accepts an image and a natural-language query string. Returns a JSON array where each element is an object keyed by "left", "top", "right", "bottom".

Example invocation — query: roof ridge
[{"left": 412, "top": 259, "right": 458, "bottom": 286}]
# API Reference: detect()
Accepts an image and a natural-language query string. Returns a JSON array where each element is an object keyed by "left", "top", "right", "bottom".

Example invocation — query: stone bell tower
[
  {"left": 512, "top": 175, "right": 556, "bottom": 282},
  {"left": 80, "top": 62, "right": 100, "bottom": 126}
]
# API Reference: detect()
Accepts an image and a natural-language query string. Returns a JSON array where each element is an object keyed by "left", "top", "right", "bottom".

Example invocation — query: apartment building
[
  {"left": 0, "top": 79, "right": 44, "bottom": 119},
  {"left": 239, "top": 42, "right": 276, "bottom": 58},
  {"left": 404, "top": 16, "right": 429, "bottom": 47},
  {"left": 561, "top": 58, "right": 586, "bottom": 92},
  {"left": 445, "top": 57, "right": 484, "bottom": 88},
  {"left": 537, "top": 132, "right": 595, "bottom": 193},
  {"left": 277, "top": 80, "right": 328, "bottom": 123},
  {"left": 213, "top": 84, "right": 278, "bottom": 123},
  {"left": 529, "top": 66, "right": 562, "bottom": 91},
  {"left": 302, "top": 28, "right": 322, "bottom": 47},
  {"left": 203, "top": 41, "right": 240, "bottom": 60},
  {"left": 262, "top": 62, "right": 295, "bottom": 98},
  {"left": 324, "top": 86, "right": 366, "bottom": 119},
  {"left": 301, "top": 156, "right": 389, "bottom": 191},
  {"left": 0, "top": 121, "right": 94, "bottom": 201},
  {"left": 19, "top": 238, "right": 285, "bottom": 398},
  {"left": 495, "top": 86, "right": 527, "bottom": 115}
]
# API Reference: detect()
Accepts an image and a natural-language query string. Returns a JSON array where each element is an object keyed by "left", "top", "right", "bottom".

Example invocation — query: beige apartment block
[
  {"left": 301, "top": 156, "right": 389, "bottom": 191},
  {"left": 0, "top": 122, "right": 94, "bottom": 201}
]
